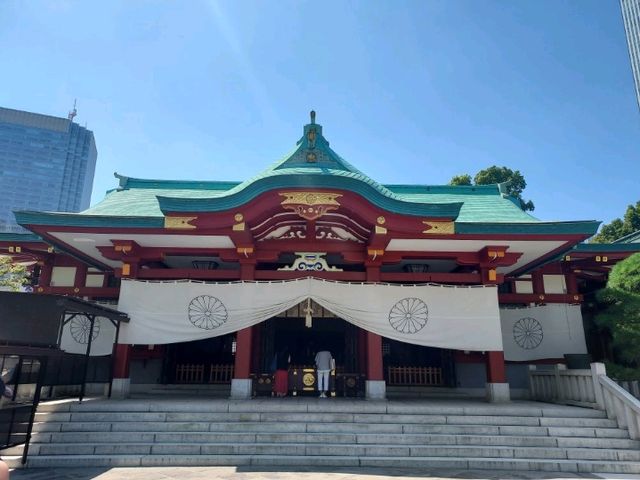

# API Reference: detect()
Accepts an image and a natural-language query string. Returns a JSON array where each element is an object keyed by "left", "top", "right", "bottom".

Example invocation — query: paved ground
[{"left": 6, "top": 466, "right": 640, "bottom": 480}]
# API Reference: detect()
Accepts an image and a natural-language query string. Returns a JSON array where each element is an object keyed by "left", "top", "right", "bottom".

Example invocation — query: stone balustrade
[{"left": 529, "top": 362, "right": 640, "bottom": 440}]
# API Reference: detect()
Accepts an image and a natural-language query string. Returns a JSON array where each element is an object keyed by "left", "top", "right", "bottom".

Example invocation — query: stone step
[
  {"left": 28, "top": 422, "right": 617, "bottom": 436},
  {"left": 33, "top": 411, "right": 617, "bottom": 428},
  {"left": 28, "top": 429, "right": 635, "bottom": 450},
  {"left": 35, "top": 400, "right": 608, "bottom": 418},
  {"left": 19, "top": 454, "right": 640, "bottom": 473},
  {"left": 29, "top": 423, "right": 628, "bottom": 441},
  {"left": 25, "top": 441, "right": 640, "bottom": 461}
]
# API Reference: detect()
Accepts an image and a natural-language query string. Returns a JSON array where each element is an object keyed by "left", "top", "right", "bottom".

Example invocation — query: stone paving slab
[{"left": 6, "top": 466, "right": 639, "bottom": 480}]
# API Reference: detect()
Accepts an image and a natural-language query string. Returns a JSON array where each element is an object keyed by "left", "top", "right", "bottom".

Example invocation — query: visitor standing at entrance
[{"left": 315, "top": 349, "right": 333, "bottom": 398}]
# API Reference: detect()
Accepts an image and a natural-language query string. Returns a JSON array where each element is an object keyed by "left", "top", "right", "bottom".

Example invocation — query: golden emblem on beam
[
  {"left": 422, "top": 221, "right": 455, "bottom": 235},
  {"left": 280, "top": 192, "right": 342, "bottom": 220},
  {"left": 164, "top": 216, "right": 197, "bottom": 230}
]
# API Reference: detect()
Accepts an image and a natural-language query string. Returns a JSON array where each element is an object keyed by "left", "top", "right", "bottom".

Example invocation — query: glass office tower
[
  {"left": 621, "top": 0, "right": 640, "bottom": 110},
  {"left": 0, "top": 107, "right": 97, "bottom": 233}
]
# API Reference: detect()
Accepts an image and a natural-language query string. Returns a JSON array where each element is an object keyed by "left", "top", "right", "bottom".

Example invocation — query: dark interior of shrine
[{"left": 259, "top": 317, "right": 359, "bottom": 372}]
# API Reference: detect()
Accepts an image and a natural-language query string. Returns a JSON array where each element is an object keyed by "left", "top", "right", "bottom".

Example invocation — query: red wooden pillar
[
  {"left": 565, "top": 272, "right": 579, "bottom": 295},
  {"left": 74, "top": 264, "right": 87, "bottom": 292},
  {"left": 531, "top": 271, "right": 545, "bottom": 296},
  {"left": 481, "top": 265, "right": 510, "bottom": 402},
  {"left": 37, "top": 259, "right": 53, "bottom": 290},
  {"left": 231, "top": 258, "right": 256, "bottom": 398},
  {"left": 366, "top": 332, "right": 384, "bottom": 381},
  {"left": 485, "top": 351, "right": 507, "bottom": 383},
  {"left": 111, "top": 344, "right": 132, "bottom": 398},
  {"left": 364, "top": 261, "right": 385, "bottom": 398},
  {"left": 113, "top": 344, "right": 132, "bottom": 379},
  {"left": 234, "top": 327, "right": 253, "bottom": 378}
]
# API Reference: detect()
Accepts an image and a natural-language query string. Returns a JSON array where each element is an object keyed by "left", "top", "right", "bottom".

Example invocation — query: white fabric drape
[
  {"left": 60, "top": 314, "right": 117, "bottom": 356},
  {"left": 500, "top": 304, "right": 587, "bottom": 361},
  {"left": 117, "top": 278, "right": 502, "bottom": 351}
]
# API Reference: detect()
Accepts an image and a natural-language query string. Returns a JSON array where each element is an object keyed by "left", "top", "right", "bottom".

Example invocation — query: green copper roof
[
  {"left": 574, "top": 242, "right": 640, "bottom": 252},
  {"left": 0, "top": 232, "right": 42, "bottom": 242},
  {"left": 613, "top": 229, "right": 640, "bottom": 244},
  {"left": 13, "top": 115, "right": 598, "bottom": 236}
]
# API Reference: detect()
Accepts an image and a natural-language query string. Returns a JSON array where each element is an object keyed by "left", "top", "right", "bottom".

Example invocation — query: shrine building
[{"left": 3, "top": 113, "right": 639, "bottom": 402}]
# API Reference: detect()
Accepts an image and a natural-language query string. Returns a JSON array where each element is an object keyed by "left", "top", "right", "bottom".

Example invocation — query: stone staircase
[{"left": 4, "top": 398, "right": 640, "bottom": 473}]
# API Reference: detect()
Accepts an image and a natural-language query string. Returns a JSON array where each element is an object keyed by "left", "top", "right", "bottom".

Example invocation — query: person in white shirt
[{"left": 314, "top": 350, "right": 333, "bottom": 398}]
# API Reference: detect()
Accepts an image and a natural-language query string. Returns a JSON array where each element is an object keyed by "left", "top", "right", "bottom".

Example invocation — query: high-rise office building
[
  {"left": 0, "top": 106, "right": 97, "bottom": 233},
  {"left": 621, "top": 0, "right": 640, "bottom": 110}
]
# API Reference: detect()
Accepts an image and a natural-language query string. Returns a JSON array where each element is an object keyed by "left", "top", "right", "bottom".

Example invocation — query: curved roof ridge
[
  {"left": 384, "top": 184, "right": 502, "bottom": 195},
  {"left": 113, "top": 172, "right": 240, "bottom": 191}
]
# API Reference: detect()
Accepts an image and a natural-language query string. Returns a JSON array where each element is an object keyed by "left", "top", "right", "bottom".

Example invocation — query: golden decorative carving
[
  {"left": 164, "top": 216, "right": 197, "bottom": 230},
  {"left": 377, "top": 216, "right": 386, "bottom": 225},
  {"left": 280, "top": 191, "right": 342, "bottom": 221},
  {"left": 306, "top": 152, "right": 317, "bottom": 163},
  {"left": 232, "top": 222, "right": 246, "bottom": 231},
  {"left": 488, "top": 269, "right": 497, "bottom": 282},
  {"left": 234, "top": 213, "right": 244, "bottom": 222},
  {"left": 307, "top": 128, "right": 316, "bottom": 144},
  {"left": 422, "top": 221, "right": 455, "bottom": 235},
  {"left": 375, "top": 225, "right": 387, "bottom": 235},
  {"left": 47, "top": 246, "right": 54, "bottom": 253},
  {"left": 237, "top": 247, "right": 254, "bottom": 255},
  {"left": 122, "top": 264, "right": 131, "bottom": 276},
  {"left": 303, "top": 372, "right": 315, "bottom": 387}
]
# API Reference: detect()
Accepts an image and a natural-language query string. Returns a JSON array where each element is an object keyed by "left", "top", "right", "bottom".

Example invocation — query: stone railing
[
  {"left": 529, "top": 362, "right": 640, "bottom": 439},
  {"left": 615, "top": 379, "right": 640, "bottom": 400},
  {"left": 528, "top": 363, "right": 600, "bottom": 408}
]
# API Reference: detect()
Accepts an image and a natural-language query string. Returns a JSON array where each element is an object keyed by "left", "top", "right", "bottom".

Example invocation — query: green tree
[
  {"left": 448, "top": 174, "right": 472, "bottom": 186},
  {"left": 448, "top": 165, "right": 535, "bottom": 211},
  {"left": 592, "top": 201, "right": 640, "bottom": 243},
  {"left": 0, "top": 256, "right": 29, "bottom": 291},
  {"left": 594, "top": 253, "right": 640, "bottom": 365}
]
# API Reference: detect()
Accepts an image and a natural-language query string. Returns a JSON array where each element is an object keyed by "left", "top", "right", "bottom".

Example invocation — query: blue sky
[{"left": 1, "top": 0, "right": 638, "bottom": 226}]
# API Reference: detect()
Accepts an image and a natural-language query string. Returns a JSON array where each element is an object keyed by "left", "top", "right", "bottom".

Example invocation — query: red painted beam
[
  {"left": 380, "top": 272, "right": 484, "bottom": 284},
  {"left": 253, "top": 270, "right": 366, "bottom": 281},
  {"left": 35, "top": 286, "right": 120, "bottom": 298},
  {"left": 134, "top": 268, "right": 241, "bottom": 280},
  {"left": 498, "top": 293, "right": 582, "bottom": 304}
]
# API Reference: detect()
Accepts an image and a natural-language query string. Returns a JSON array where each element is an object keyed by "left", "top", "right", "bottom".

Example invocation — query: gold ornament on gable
[
  {"left": 164, "top": 216, "right": 197, "bottom": 230},
  {"left": 422, "top": 221, "right": 455, "bottom": 235}
]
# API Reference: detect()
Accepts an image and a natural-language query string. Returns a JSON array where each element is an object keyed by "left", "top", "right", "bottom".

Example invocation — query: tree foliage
[
  {"left": 0, "top": 256, "right": 29, "bottom": 291},
  {"left": 591, "top": 201, "right": 640, "bottom": 243},
  {"left": 594, "top": 253, "right": 640, "bottom": 365},
  {"left": 449, "top": 174, "right": 472, "bottom": 186},
  {"left": 448, "top": 165, "right": 535, "bottom": 211}
]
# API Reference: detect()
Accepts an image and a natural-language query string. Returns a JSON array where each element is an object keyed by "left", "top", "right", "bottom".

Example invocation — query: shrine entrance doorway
[{"left": 254, "top": 300, "right": 364, "bottom": 396}]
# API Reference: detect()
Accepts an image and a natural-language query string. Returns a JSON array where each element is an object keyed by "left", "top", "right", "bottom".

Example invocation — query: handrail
[
  {"left": 528, "top": 362, "right": 640, "bottom": 440},
  {"left": 599, "top": 375, "right": 640, "bottom": 439}
]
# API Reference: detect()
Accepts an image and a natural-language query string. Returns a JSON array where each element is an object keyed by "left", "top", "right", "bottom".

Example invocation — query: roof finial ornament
[{"left": 310, "top": 110, "right": 316, "bottom": 124}]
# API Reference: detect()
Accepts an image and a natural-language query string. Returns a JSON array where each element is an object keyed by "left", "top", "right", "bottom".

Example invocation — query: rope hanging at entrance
[{"left": 304, "top": 298, "right": 313, "bottom": 328}]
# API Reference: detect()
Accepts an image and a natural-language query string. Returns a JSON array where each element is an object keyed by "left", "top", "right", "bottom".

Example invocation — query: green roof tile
[{"left": 12, "top": 117, "right": 598, "bottom": 236}]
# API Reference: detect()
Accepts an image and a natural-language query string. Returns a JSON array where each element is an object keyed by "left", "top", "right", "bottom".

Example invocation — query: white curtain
[
  {"left": 500, "top": 304, "right": 587, "bottom": 361},
  {"left": 60, "top": 314, "right": 117, "bottom": 356},
  {"left": 117, "top": 278, "right": 502, "bottom": 351}
]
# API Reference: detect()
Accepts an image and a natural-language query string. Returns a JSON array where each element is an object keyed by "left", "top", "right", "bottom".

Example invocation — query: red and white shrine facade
[{"left": 2, "top": 114, "right": 639, "bottom": 401}]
